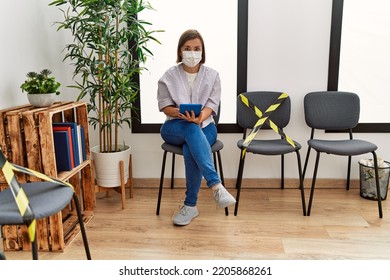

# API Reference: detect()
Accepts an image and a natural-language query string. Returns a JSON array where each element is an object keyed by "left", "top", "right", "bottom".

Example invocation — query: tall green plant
[{"left": 49, "top": 0, "right": 161, "bottom": 152}]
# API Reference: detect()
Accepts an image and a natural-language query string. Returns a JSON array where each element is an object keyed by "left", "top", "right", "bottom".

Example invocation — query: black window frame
[
  {"left": 328, "top": 0, "right": 390, "bottom": 133},
  {"left": 131, "top": 0, "right": 248, "bottom": 133}
]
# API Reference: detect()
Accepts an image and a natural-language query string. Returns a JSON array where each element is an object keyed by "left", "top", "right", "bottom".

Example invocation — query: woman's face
[{"left": 181, "top": 38, "right": 202, "bottom": 54}]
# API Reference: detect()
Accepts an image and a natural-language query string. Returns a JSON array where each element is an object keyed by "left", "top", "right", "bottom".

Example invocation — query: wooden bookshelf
[{"left": 0, "top": 102, "right": 95, "bottom": 252}]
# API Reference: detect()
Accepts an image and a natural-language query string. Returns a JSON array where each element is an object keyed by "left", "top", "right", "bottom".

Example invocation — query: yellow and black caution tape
[
  {"left": 0, "top": 152, "right": 73, "bottom": 242},
  {"left": 239, "top": 92, "right": 296, "bottom": 158}
]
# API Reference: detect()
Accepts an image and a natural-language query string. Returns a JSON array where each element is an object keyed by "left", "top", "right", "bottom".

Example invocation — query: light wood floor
[{"left": 2, "top": 184, "right": 390, "bottom": 260}]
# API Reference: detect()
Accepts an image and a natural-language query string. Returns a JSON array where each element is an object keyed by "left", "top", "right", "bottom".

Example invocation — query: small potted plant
[{"left": 20, "top": 69, "right": 61, "bottom": 107}]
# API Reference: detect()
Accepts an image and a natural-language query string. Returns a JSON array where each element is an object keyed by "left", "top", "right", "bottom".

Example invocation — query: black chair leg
[
  {"left": 156, "top": 151, "right": 168, "bottom": 215},
  {"left": 296, "top": 151, "right": 306, "bottom": 216},
  {"left": 372, "top": 152, "right": 383, "bottom": 218},
  {"left": 234, "top": 152, "right": 246, "bottom": 216},
  {"left": 32, "top": 235, "right": 38, "bottom": 260},
  {"left": 281, "top": 154, "right": 285, "bottom": 189},
  {"left": 346, "top": 156, "right": 351, "bottom": 190},
  {"left": 170, "top": 153, "right": 175, "bottom": 189},
  {"left": 216, "top": 151, "right": 225, "bottom": 186},
  {"left": 216, "top": 151, "right": 229, "bottom": 216},
  {"left": 73, "top": 193, "right": 91, "bottom": 260},
  {"left": 302, "top": 146, "right": 312, "bottom": 180},
  {"left": 307, "top": 152, "right": 320, "bottom": 216}
]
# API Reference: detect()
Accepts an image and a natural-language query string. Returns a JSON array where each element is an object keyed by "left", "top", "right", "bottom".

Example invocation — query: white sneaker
[
  {"left": 173, "top": 205, "right": 199, "bottom": 226},
  {"left": 213, "top": 184, "right": 236, "bottom": 208}
]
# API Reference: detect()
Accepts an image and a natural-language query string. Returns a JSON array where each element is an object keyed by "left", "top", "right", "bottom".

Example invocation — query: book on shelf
[
  {"left": 53, "top": 122, "right": 81, "bottom": 167},
  {"left": 80, "top": 126, "right": 87, "bottom": 161},
  {"left": 76, "top": 125, "right": 88, "bottom": 163},
  {"left": 52, "top": 129, "right": 74, "bottom": 171}
]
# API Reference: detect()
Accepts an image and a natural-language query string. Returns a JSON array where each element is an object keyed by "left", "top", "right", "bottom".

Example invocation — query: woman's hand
[
  {"left": 178, "top": 110, "right": 203, "bottom": 124},
  {"left": 179, "top": 107, "right": 212, "bottom": 124}
]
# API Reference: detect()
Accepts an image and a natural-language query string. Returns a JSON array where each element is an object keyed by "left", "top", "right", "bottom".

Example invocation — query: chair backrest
[
  {"left": 236, "top": 91, "right": 291, "bottom": 130},
  {"left": 304, "top": 91, "right": 360, "bottom": 130},
  {"left": 213, "top": 102, "right": 221, "bottom": 125}
]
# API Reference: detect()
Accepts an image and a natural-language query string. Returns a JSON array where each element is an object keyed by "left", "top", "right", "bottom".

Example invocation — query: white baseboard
[{"left": 132, "top": 178, "right": 360, "bottom": 189}]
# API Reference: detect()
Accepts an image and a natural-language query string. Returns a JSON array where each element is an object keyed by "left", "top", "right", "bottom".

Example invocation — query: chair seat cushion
[
  {"left": 237, "top": 139, "right": 301, "bottom": 155},
  {"left": 308, "top": 139, "right": 377, "bottom": 156},
  {"left": 161, "top": 142, "right": 183, "bottom": 155},
  {"left": 162, "top": 139, "right": 224, "bottom": 155},
  {"left": 0, "top": 181, "right": 74, "bottom": 225},
  {"left": 211, "top": 139, "right": 224, "bottom": 152}
]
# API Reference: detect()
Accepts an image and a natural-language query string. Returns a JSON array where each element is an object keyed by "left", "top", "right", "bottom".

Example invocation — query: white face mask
[{"left": 182, "top": 51, "right": 202, "bottom": 68}]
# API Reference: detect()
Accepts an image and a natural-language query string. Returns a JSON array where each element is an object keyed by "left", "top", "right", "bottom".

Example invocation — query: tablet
[{"left": 179, "top": 104, "right": 202, "bottom": 117}]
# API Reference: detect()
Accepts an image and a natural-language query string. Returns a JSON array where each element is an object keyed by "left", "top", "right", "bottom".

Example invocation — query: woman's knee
[{"left": 184, "top": 122, "right": 202, "bottom": 137}]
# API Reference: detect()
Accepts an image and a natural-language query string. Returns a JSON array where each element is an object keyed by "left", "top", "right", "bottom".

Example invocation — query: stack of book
[{"left": 52, "top": 122, "right": 87, "bottom": 172}]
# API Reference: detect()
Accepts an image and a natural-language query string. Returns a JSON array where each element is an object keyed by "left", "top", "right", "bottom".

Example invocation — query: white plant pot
[
  {"left": 27, "top": 93, "right": 56, "bottom": 107},
  {"left": 91, "top": 144, "right": 131, "bottom": 188}
]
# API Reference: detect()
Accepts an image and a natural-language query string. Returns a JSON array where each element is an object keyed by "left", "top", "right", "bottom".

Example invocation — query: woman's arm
[{"left": 162, "top": 106, "right": 180, "bottom": 118}]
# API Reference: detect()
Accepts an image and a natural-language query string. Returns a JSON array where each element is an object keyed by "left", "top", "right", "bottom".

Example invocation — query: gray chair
[
  {"left": 234, "top": 91, "right": 306, "bottom": 216},
  {"left": 302, "top": 91, "right": 383, "bottom": 218},
  {"left": 156, "top": 105, "right": 228, "bottom": 216},
  {"left": 0, "top": 150, "right": 91, "bottom": 260}
]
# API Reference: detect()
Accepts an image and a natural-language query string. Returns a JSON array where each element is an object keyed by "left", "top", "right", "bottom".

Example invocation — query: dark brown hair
[{"left": 176, "top": 29, "right": 206, "bottom": 64}]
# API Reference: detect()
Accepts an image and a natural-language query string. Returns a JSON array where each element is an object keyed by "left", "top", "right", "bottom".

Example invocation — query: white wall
[{"left": 1, "top": 0, "right": 388, "bottom": 181}]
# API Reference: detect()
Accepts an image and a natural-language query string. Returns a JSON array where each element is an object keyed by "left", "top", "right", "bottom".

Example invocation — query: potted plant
[
  {"left": 20, "top": 69, "right": 61, "bottom": 107},
  {"left": 49, "top": 0, "right": 161, "bottom": 187}
]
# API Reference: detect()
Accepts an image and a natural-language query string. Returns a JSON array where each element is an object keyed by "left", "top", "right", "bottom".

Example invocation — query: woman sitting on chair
[{"left": 157, "top": 29, "right": 236, "bottom": 226}]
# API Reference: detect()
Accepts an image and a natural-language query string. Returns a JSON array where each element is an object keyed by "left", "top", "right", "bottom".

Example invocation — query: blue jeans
[{"left": 160, "top": 119, "right": 221, "bottom": 206}]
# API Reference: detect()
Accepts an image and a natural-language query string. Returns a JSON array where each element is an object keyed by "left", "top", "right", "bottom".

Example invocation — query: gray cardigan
[{"left": 157, "top": 63, "right": 221, "bottom": 128}]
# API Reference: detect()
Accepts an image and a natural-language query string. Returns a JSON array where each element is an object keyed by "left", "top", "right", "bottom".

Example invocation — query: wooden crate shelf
[{"left": 0, "top": 101, "right": 95, "bottom": 252}]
